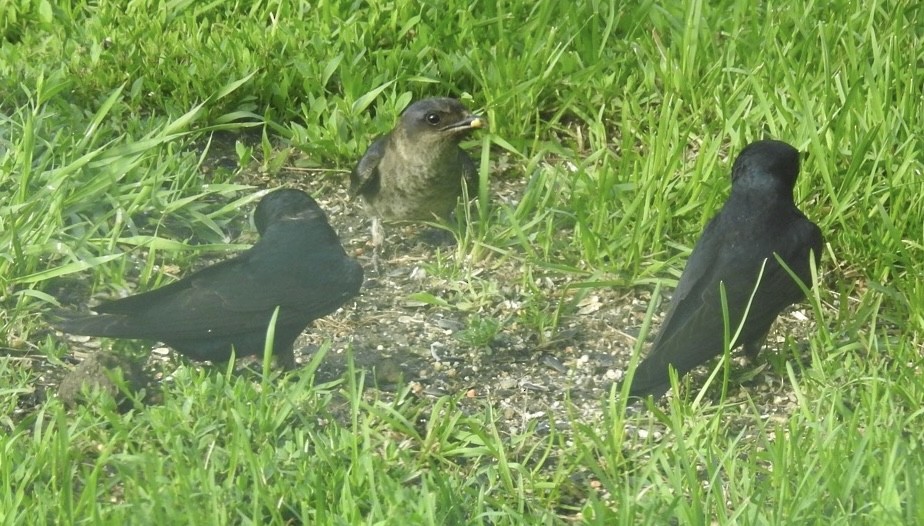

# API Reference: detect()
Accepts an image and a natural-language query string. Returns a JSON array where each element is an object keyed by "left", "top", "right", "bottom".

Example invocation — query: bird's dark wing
[
  {"left": 650, "top": 216, "right": 726, "bottom": 348},
  {"left": 214, "top": 220, "right": 363, "bottom": 323},
  {"left": 59, "top": 219, "right": 363, "bottom": 341},
  {"left": 350, "top": 136, "right": 388, "bottom": 197},
  {"left": 739, "top": 215, "right": 823, "bottom": 316},
  {"left": 629, "top": 211, "right": 822, "bottom": 398}
]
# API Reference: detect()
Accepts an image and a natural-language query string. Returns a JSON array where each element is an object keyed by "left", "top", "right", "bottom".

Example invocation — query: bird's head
[
  {"left": 396, "top": 97, "right": 484, "bottom": 146},
  {"left": 254, "top": 188, "right": 327, "bottom": 235},
  {"left": 731, "top": 139, "right": 801, "bottom": 189}
]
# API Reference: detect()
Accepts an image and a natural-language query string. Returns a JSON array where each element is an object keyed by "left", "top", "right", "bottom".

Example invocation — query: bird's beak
[{"left": 444, "top": 114, "right": 485, "bottom": 132}]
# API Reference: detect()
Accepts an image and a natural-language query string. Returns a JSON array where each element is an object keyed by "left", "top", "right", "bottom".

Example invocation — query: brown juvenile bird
[
  {"left": 627, "top": 140, "right": 824, "bottom": 400},
  {"left": 350, "top": 97, "right": 484, "bottom": 253},
  {"left": 52, "top": 189, "right": 364, "bottom": 369}
]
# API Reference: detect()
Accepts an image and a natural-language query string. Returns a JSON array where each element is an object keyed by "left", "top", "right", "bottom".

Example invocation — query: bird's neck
[
  {"left": 390, "top": 131, "right": 458, "bottom": 166},
  {"left": 730, "top": 173, "right": 794, "bottom": 203}
]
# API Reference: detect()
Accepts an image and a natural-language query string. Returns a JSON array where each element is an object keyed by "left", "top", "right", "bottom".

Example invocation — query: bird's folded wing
[
  {"left": 350, "top": 136, "right": 387, "bottom": 196},
  {"left": 651, "top": 218, "right": 725, "bottom": 348},
  {"left": 89, "top": 251, "right": 359, "bottom": 339}
]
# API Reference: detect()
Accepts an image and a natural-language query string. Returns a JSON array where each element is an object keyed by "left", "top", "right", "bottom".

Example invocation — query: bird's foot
[
  {"left": 370, "top": 248, "right": 383, "bottom": 275},
  {"left": 419, "top": 227, "right": 456, "bottom": 247},
  {"left": 276, "top": 350, "right": 297, "bottom": 371},
  {"left": 370, "top": 217, "right": 386, "bottom": 274}
]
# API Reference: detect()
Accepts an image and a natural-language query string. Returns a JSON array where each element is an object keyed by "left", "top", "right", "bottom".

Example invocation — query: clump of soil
[{"left": 57, "top": 351, "right": 152, "bottom": 410}]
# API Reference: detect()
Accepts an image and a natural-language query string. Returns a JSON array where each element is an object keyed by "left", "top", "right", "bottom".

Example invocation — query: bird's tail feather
[{"left": 49, "top": 311, "right": 142, "bottom": 339}]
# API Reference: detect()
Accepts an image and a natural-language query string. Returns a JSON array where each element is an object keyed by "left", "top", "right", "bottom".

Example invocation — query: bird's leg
[
  {"left": 275, "top": 348, "right": 296, "bottom": 371},
  {"left": 371, "top": 216, "right": 385, "bottom": 273},
  {"left": 742, "top": 330, "right": 769, "bottom": 363}
]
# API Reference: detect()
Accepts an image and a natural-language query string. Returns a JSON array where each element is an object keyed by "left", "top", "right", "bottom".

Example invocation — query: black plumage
[
  {"left": 628, "top": 140, "right": 823, "bottom": 399},
  {"left": 52, "top": 189, "right": 363, "bottom": 369}
]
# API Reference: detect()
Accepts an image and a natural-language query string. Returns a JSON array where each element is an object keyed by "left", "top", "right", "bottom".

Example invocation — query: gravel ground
[{"left": 13, "top": 144, "right": 819, "bottom": 443}]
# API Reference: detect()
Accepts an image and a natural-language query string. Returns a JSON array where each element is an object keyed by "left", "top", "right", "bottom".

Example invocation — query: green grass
[{"left": 2, "top": 0, "right": 923, "bottom": 523}]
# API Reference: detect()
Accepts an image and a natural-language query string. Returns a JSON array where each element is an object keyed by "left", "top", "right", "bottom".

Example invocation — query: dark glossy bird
[
  {"left": 52, "top": 189, "right": 364, "bottom": 369},
  {"left": 350, "top": 97, "right": 484, "bottom": 250},
  {"left": 627, "top": 139, "right": 823, "bottom": 399}
]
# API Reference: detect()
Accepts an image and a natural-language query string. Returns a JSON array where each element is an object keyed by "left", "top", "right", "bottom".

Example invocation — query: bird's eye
[{"left": 425, "top": 113, "right": 441, "bottom": 125}]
